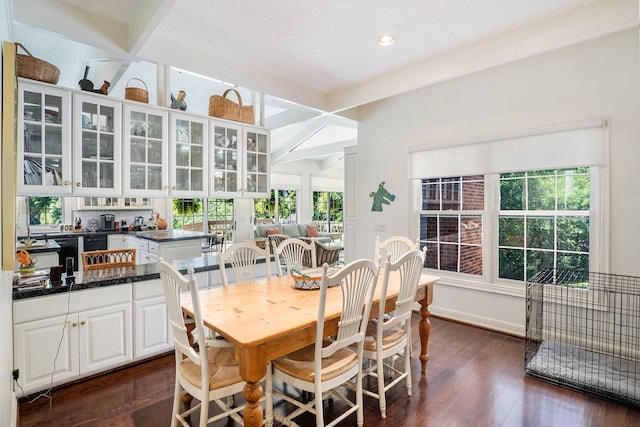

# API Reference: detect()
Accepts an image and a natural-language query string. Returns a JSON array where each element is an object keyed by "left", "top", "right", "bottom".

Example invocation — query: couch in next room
[{"left": 254, "top": 223, "right": 333, "bottom": 246}]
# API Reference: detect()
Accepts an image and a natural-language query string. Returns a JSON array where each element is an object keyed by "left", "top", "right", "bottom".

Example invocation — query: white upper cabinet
[
  {"left": 18, "top": 80, "right": 72, "bottom": 195},
  {"left": 72, "top": 93, "right": 122, "bottom": 196},
  {"left": 169, "top": 112, "right": 208, "bottom": 197},
  {"left": 242, "top": 125, "right": 270, "bottom": 197},
  {"left": 210, "top": 120, "right": 243, "bottom": 197},
  {"left": 122, "top": 102, "right": 169, "bottom": 197},
  {"left": 210, "top": 119, "right": 269, "bottom": 198}
]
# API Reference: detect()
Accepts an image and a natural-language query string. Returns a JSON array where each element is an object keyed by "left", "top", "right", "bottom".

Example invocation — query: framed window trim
[{"left": 410, "top": 120, "right": 610, "bottom": 296}]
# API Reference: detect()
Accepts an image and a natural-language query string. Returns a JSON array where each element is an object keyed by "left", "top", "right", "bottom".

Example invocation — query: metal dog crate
[{"left": 525, "top": 268, "right": 640, "bottom": 406}]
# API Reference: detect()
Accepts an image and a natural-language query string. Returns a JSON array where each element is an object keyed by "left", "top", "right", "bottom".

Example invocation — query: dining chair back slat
[
  {"left": 273, "top": 237, "right": 317, "bottom": 276},
  {"left": 218, "top": 241, "right": 271, "bottom": 286},
  {"left": 373, "top": 235, "right": 419, "bottom": 266}
]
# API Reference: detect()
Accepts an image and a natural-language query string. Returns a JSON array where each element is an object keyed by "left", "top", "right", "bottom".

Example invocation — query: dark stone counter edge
[{"left": 11, "top": 255, "right": 250, "bottom": 301}]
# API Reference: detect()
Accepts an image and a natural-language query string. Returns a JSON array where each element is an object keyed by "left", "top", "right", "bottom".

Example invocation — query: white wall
[{"left": 352, "top": 29, "right": 640, "bottom": 335}]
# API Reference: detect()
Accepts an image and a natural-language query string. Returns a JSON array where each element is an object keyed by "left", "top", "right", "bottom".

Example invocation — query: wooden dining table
[{"left": 182, "top": 270, "right": 439, "bottom": 427}]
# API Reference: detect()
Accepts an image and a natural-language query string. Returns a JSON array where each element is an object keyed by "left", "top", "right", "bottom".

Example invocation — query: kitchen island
[{"left": 125, "top": 230, "right": 208, "bottom": 264}]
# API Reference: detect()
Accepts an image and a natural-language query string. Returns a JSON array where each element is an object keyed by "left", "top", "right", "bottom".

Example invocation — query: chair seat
[
  {"left": 273, "top": 341, "right": 358, "bottom": 382},
  {"left": 362, "top": 321, "right": 406, "bottom": 352},
  {"left": 178, "top": 346, "right": 242, "bottom": 390}
]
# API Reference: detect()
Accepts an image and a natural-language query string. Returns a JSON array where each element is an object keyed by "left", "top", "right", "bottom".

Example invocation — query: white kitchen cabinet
[
  {"left": 72, "top": 92, "right": 122, "bottom": 195},
  {"left": 18, "top": 79, "right": 73, "bottom": 196},
  {"left": 169, "top": 112, "right": 208, "bottom": 197},
  {"left": 126, "top": 235, "right": 202, "bottom": 264},
  {"left": 122, "top": 103, "right": 169, "bottom": 197},
  {"left": 13, "top": 286, "right": 132, "bottom": 395},
  {"left": 210, "top": 119, "right": 270, "bottom": 198},
  {"left": 107, "top": 234, "right": 128, "bottom": 250},
  {"left": 132, "top": 279, "right": 172, "bottom": 359},
  {"left": 13, "top": 313, "right": 78, "bottom": 392},
  {"left": 80, "top": 196, "right": 154, "bottom": 209},
  {"left": 242, "top": 125, "right": 270, "bottom": 197}
]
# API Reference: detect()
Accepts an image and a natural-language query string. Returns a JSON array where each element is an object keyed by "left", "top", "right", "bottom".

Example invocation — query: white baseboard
[{"left": 430, "top": 306, "right": 525, "bottom": 337}]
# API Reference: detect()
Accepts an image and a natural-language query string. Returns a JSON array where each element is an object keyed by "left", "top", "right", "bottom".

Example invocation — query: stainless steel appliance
[{"left": 100, "top": 214, "right": 115, "bottom": 231}]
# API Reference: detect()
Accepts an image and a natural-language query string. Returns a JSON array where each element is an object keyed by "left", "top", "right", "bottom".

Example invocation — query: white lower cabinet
[
  {"left": 13, "top": 286, "right": 132, "bottom": 395},
  {"left": 133, "top": 279, "right": 172, "bottom": 359},
  {"left": 107, "top": 234, "right": 128, "bottom": 250}
]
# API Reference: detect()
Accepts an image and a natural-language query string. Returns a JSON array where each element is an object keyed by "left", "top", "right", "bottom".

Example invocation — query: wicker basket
[
  {"left": 124, "top": 78, "right": 149, "bottom": 104},
  {"left": 16, "top": 43, "right": 60, "bottom": 85},
  {"left": 209, "top": 88, "right": 254, "bottom": 124}
]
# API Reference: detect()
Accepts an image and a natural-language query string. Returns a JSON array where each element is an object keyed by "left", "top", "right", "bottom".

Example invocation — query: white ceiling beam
[
  {"left": 127, "top": 0, "right": 176, "bottom": 55},
  {"left": 270, "top": 116, "right": 328, "bottom": 163},
  {"left": 320, "top": 153, "right": 345, "bottom": 170},
  {"left": 274, "top": 139, "right": 356, "bottom": 164},
  {"left": 265, "top": 109, "right": 320, "bottom": 129}
]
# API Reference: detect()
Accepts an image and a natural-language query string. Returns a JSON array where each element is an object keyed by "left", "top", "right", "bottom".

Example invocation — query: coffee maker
[{"left": 100, "top": 214, "right": 115, "bottom": 231}]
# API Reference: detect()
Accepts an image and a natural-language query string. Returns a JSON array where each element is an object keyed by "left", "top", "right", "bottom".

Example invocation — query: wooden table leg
[
  {"left": 418, "top": 284, "right": 433, "bottom": 373},
  {"left": 237, "top": 346, "right": 267, "bottom": 427}
]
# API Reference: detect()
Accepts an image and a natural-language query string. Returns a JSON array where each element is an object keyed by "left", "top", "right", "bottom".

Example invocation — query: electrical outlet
[
  {"left": 373, "top": 222, "right": 386, "bottom": 232},
  {"left": 12, "top": 369, "right": 19, "bottom": 381}
]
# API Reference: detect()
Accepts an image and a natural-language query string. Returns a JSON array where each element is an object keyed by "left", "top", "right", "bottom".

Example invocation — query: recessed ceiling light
[{"left": 377, "top": 34, "right": 396, "bottom": 46}]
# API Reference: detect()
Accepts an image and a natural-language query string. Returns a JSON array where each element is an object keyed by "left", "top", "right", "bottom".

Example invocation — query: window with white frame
[
  {"left": 411, "top": 120, "right": 607, "bottom": 284},
  {"left": 420, "top": 176, "right": 483, "bottom": 275}
]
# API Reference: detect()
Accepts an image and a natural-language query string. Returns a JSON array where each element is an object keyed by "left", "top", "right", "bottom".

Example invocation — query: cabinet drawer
[
  {"left": 13, "top": 284, "right": 132, "bottom": 324},
  {"left": 148, "top": 241, "right": 160, "bottom": 255},
  {"left": 133, "top": 279, "right": 164, "bottom": 299},
  {"left": 127, "top": 236, "right": 148, "bottom": 253}
]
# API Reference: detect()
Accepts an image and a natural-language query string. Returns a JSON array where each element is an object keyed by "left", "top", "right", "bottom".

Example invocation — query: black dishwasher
[{"left": 84, "top": 234, "right": 108, "bottom": 251}]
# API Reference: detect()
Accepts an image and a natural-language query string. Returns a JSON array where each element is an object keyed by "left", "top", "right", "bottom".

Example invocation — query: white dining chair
[
  {"left": 265, "top": 259, "right": 379, "bottom": 427},
  {"left": 158, "top": 258, "right": 245, "bottom": 427},
  {"left": 360, "top": 247, "right": 427, "bottom": 418},
  {"left": 272, "top": 237, "right": 317, "bottom": 277},
  {"left": 373, "top": 235, "right": 419, "bottom": 266},
  {"left": 218, "top": 240, "right": 271, "bottom": 286}
]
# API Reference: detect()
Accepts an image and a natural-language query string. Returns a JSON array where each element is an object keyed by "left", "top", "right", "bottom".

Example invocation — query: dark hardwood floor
[{"left": 18, "top": 316, "right": 640, "bottom": 427}]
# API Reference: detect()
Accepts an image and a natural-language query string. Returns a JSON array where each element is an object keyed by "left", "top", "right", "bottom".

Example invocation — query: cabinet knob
[
  {"left": 172, "top": 186, "right": 176, "bottom": 190},
  {"left": 64, "top": 181, "right": 71, "bottom": 186},
  {"left": 80, "top": 320, "right": 86, "bottom": 326},
  {"left": 71, "top": 322, "right": 78, "bottom": 327},
  {"left": 75, "top": 182, "right": 81, "bottom": 187}
]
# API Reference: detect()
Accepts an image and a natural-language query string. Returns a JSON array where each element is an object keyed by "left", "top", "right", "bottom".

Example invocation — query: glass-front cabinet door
[
  {"left": 243, "top": 126, "right": 270, "bottom": 197},
  {"left": 18, "top": 80, "right": 72, "bottom": 195},
  {"left": 169, "top": 112, "right": 208, "bottom": 197},
  {"left": 123, "top": 103, "right": 168, "bottom": 197},
  {"left": 210, "top": 120, "right": 243, "bottom": 197},
  {"left": 72, "top": 93, "right": 121, "bottom": 195}
]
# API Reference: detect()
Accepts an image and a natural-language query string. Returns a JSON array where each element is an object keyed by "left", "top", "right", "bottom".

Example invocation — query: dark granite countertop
[
  {"left": 12, "top": 256, "right": 222, "bottom": 301},
  {"left": 134, "top": 230, "right": 209, "bottom": 242}
]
